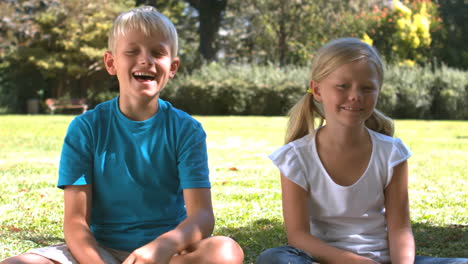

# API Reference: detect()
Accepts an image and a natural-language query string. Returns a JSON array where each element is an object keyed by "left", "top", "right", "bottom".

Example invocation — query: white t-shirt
[{"left": 269, "top": 128, "right": 411, "bottom": 263}]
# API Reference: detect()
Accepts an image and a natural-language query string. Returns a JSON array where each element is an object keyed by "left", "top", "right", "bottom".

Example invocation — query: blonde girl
[{"left": 256, "top": 38, "right": 468, "bottom": 264}]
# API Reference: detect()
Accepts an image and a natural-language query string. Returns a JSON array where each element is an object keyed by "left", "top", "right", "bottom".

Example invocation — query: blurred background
[{"left": 0, "top": 0, "right": 466, "bottom": 119}]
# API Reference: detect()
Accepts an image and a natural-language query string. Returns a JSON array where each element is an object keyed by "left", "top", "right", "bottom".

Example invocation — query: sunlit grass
[{"left": 1, "top": 116, "right": 467, "bottom": 262}]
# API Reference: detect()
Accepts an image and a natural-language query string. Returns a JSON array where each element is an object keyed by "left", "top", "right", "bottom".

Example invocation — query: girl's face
[{"left": 311, "top": 59, "right": 380, "bottom": 129}]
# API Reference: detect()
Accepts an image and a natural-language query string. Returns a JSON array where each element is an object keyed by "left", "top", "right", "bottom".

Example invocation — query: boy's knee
[
  {"left": 204, "top": 236, "right": 244, "bottom": 264},
  {"left": 1, "top": 254, "right": 56, "bottom": 264}
]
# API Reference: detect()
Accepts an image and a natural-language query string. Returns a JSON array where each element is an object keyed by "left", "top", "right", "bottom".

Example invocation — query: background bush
[
  {"left": 160, "top": 63, "right": 467, "bottom": 120},
  {"left": 162, "top": 63, "right": 308, "bottom": 116}
]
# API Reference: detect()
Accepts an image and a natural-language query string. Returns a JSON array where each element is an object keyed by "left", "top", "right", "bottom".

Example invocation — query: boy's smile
[{"left": 133, "top": 71, "right": 157, "bottom": 82}]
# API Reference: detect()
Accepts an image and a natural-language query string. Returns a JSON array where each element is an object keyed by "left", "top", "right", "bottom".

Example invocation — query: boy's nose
[{"left": 139, "top": 53, "right": 154, "bottom": 65}]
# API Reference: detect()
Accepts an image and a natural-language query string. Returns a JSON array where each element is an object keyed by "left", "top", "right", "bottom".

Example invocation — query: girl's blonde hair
[
  {"left": 285, "top": 38, "right": 394, "bottom": 143},
  {"left": 108, "top": 6, "right": 178, "bottom": 58}
]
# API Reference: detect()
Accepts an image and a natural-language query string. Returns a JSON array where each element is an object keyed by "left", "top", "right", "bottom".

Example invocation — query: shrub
[{"left": 163, "top": 63, "right": 307, "bottom": 116}]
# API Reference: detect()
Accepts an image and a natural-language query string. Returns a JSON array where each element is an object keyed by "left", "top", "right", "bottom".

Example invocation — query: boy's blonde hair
[
  {"left": 108, "top": 6, "right": 178, "bottom": 58},
  {"left": 285, "top": 38, "right": 394, "bottom": 143}
]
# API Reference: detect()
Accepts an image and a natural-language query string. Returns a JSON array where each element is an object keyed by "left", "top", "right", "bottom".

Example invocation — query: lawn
[{"left": 0, "top": 115, "right": 467, "bottom": 262}]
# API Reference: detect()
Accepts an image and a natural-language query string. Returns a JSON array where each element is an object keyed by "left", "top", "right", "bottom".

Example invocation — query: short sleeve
[
  {"left": 177, "top": 122, "right": 210, "bottom": 189},
  {"left": 57, "top": 117, "right": 93, "bottom": 189},
  {"left": 269, "top": 144, "right": 309, "bottom": 191},
  {"left": 386, "top": 138, "right": 412, "bottom": 186}
]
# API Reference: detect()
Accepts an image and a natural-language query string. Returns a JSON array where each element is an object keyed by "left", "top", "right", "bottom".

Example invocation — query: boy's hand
[{"left": 122, "top": 240, "right": 177, "bottom": 264}]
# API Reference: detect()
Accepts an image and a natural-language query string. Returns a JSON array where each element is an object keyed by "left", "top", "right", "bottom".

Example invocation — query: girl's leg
[
  {"left": 415, "top": 256, "right": 468, "bottom": 264},
  {"left": 256, "top": 245, "right": 318, "bottom": 264}
]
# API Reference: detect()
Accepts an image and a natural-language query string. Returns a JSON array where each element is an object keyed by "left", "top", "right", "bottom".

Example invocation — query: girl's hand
[{"left": 122, "top": 240, "right": 176, "bottom": 264}]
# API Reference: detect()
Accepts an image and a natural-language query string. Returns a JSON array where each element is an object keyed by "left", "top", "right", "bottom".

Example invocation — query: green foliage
[
  {"left": 163, "top": 63, "right": 308, "bottom": 115},
  {"left": 432, "top": 0, "right": 467, "bottom": 69},
  {"left": 0, "top": 0, "right": 134, "bottom": 107},
  {"left": 363, "top": 0, "right": 442, "bottom": 65},
  {"left": 0, "top": 0, "right": 466, "bottom": 114},
  {"left": 0, "top": 116, "right": 467, "bottom": 262},
  {"left": 379, "top": 63, "right": 468, "bottom": 119},
  {"left": 222, "top": 0, "right": 370, "bottom": 66}
]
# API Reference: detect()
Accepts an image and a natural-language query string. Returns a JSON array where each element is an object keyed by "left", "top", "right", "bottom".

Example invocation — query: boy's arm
[
  {"left": 384, "top": 161, "right": 415, "bottom": 264},
  {"left": 123, "top": 188, "right": 214, "bottom": 264},
  {"left": 63, "top": 184, "right": 106, "bottom": 264},
  {"left": 281, "top": 174, "right": 378, "bottom": 264}
]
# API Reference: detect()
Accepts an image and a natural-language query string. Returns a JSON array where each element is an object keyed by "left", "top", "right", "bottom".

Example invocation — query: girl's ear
[
  {"left": 104, "top": 51, "right": 117, "bottom": 75},
  {"left": 310, "top": 80, "right": 322, "bottom": 102}
]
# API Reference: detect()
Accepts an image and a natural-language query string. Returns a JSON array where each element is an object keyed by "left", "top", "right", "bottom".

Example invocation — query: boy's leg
[
  {"left": 1, "top": 243, "right": 124, "bottom": 264},
  {"left": 256, "top": 245, "right": 318, "bottom": 264},
  {"left": 170, "top": 236, "right": 244, "bottom": 264},
  {"left": 1, "top": 254, "right": 58, "bottom": 264},
  {"left": 415, "top": 256, "right": 468, "bottom": 264}
]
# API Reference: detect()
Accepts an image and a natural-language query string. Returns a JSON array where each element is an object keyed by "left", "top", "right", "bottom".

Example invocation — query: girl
[{"left": 256, "top": 38, "right": 468, "bottom": 264}]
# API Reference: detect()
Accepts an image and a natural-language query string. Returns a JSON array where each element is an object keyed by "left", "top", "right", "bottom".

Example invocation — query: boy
[{"left": 2, "top": 6, "right": 244, "bottom": 264}]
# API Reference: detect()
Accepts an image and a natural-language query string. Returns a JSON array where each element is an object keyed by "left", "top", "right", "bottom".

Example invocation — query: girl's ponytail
[
  {"left": 365, "top": 109, "right": 394, "bottom": 137},
  {"left": 285, "top": 94, "right": 324, "bottom": 144}
]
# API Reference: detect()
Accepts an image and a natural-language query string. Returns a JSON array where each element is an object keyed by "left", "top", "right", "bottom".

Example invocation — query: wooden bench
[{"left": 45, "top": 98, "right": 88, "bottom": 115}]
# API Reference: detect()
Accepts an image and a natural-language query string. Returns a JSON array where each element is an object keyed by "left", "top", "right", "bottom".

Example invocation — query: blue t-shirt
[{"left": 57, "top": 97, "right": 210, "bottom": 251}]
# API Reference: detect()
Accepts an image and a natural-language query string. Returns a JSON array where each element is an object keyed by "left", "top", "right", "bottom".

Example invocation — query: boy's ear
[
  {"left": 169, "top": 57, "right": 180, "bottom": 78},
  {"left": 310, "top": 80, "right": 322, "bottom": 102},
  {"left": 104, "top": 51, "right": 117, "bottom": 75}
]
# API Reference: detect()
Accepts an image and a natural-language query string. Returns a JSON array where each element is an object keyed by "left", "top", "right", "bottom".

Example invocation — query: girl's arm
[
  {"left": 281, "top": 174, "right": 378, "bottom": 264},
  {"left": 384, "top": 161, "right": 415, "bottom": 264},
  {"left": 63, "top": 185, "right": 106, "bottom": 264}
]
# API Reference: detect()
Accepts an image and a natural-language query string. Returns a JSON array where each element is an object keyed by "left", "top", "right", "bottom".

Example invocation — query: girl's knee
[
  {"left": 256, "top": 246, "right": 288, "bottom": 264},
  {"left": 256, "top": 246, "right": 312, "bottom": 264}
]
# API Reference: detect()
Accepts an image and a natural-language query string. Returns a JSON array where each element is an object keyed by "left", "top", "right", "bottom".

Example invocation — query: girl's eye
[{"left": 337, "top": 84, "right": 347, "bottom": 89}]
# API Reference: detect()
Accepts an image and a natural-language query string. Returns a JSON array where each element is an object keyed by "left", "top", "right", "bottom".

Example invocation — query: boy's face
[{"left": 104, "top": 30, "right": 179, "bottom": 100}]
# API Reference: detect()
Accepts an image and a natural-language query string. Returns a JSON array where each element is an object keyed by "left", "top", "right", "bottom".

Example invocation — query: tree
[
  {"left": 185, "top": 0, "right": 227, "bottom": 62},
  {"left": 0, "top": 0, "right": 133, "bottom": 103},
  {"left": 221, "top": 0, "right": 370, "bottom": 66},
  {"left": 435, "top": 0, "right": 467, "bottom": 69}
]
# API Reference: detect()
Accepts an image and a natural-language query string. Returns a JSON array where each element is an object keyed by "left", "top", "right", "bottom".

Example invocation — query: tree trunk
[{"left": 187, "top": 0, "right": 227, "bottom": 62}]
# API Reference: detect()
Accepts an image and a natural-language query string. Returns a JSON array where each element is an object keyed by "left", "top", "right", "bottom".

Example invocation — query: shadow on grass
[
  {"left": 3, "top": 220, "right": 466, "bottom": 262},
  {"left": 216, "top": 220, "right": 468, "bottom": 263},
  {"left": 413, "top": 222, "right": 468, "bottom": 258}
]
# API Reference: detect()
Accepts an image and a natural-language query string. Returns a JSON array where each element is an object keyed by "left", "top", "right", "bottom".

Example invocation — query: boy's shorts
[{"left": 27, "top": 243, "right": 131, "bottom": 264}]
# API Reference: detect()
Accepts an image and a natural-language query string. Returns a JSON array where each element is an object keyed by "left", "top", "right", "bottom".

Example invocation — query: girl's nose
[{"left": 349, "top": 88, "right": 363, "bottom": 101}]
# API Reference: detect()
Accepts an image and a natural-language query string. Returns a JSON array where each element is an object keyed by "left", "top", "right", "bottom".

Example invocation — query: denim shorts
[{"left": 256, "top": 245, "right": 468, "bottom": 264}]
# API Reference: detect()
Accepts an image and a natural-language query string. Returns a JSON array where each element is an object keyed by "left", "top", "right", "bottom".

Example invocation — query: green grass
[{"left": 1, "top": 115, "right": 467, "bottom": 262}]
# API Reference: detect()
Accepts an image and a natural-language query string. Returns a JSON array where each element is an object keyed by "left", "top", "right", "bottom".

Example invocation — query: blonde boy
[{"left": 2, "top": 6, "right": 243, "bottom": 264}]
